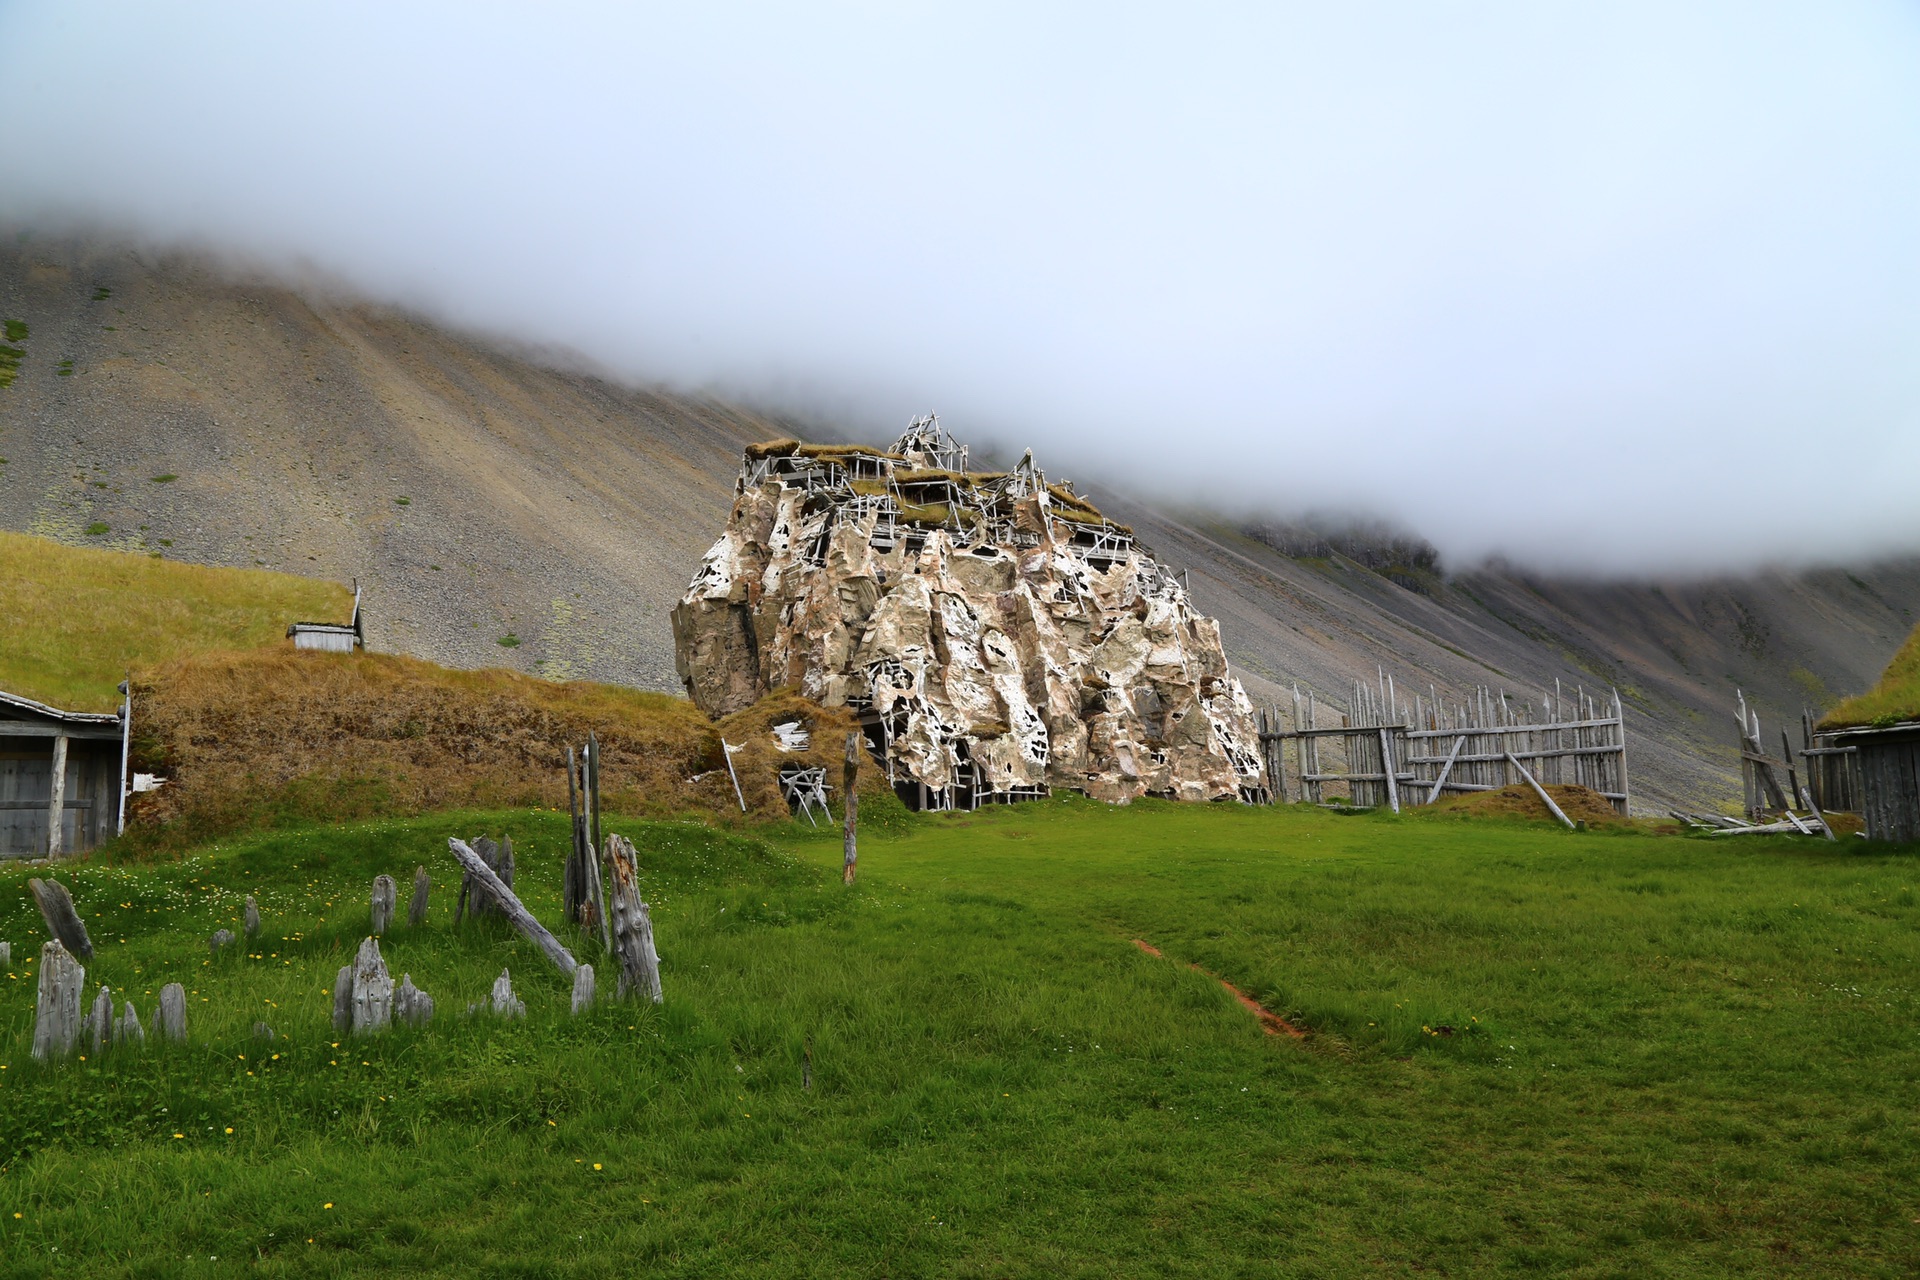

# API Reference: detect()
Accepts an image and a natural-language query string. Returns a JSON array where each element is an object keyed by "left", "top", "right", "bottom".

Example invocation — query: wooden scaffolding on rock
[{"left": 1256, "top": 672, "right": 1629, "bottom": 815}]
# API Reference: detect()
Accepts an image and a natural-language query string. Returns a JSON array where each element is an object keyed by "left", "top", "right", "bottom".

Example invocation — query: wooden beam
[
  {"left": 47, "top": 735, "right": 68, "bottom": 859},
  {"left": 1425, "top": 734, "right": 1466, "bottom": 804},
  {"left": 447, "top": 838, "right": 579, "bottom": 978},
  {"left": 1504, "top": 752, "right": 1576, "bottom": 829},
  {"left": 0, "top": 723, "right": 121, "bottom": 740}
]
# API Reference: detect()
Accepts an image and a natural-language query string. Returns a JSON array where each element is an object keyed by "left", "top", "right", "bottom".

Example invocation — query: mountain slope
[
  {"left": 0, "top": 237, "right": 780, "bottom": 691},
  {"left": 4, "top": 235, "right": 1915, "bottom": 811}
]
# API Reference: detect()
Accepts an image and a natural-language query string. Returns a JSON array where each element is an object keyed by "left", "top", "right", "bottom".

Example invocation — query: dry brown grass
[
  {"left": 126, "top": 648, "right": 875, "bottom": 851},
  {"left": 1415, "top": 783, "right": 1632, "bottom": 827}
]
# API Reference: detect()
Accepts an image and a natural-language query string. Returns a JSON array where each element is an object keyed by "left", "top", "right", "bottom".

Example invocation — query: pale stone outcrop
[{"left": 672, "top": 418, "right": 1267, "bottom": 806}]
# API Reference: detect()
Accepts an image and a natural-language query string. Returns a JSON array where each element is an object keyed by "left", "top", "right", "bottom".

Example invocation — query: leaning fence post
[
  {"left": 29, "top": 878, "right": 94, "bottom": 960},
  {"left": 447, "top": 838, "right": 580, "bottom": 977},
  {"left": 1504, "top": 752, "right": 1576, "bottom": 829}
]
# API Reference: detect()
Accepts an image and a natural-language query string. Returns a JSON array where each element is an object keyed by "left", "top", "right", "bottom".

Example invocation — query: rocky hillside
[{"left": 3, "top": 235, "right": 1915, "bottom": 811}]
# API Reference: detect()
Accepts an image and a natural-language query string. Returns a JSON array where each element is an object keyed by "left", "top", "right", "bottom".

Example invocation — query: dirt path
[{"left": 1132, "top": 939, "right": 1307, "bottom": 1040}]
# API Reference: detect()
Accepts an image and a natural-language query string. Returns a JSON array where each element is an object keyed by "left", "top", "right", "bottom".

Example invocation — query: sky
[{"left": 3, "top": 1, "right": 1918, "bottom": 573}]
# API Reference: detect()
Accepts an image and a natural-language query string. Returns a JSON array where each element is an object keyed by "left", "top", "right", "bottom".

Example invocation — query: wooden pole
[
  {"left": 116, "top": 678, "right": 132, "bottom": 837},
  {"left": 1378, "top": 728, "right": 1400, "bottom": 813},
  {"left": 447, "top": 838, "right": 580, "bottom": 977},
  {"left": 1504, "top": 753, "right": 1575, "bottom": 829},
  {"left": 47, "top": 733, "right": 69, "bottom": 859},
  {"left": 722, "top": 739, "right": 747, "bottom": 813},
  {"left": 843, "top": 732, "right": 860, "bottom": 885}
]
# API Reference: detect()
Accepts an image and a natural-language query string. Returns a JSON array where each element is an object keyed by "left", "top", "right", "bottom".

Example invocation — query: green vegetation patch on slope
[
  {"left": 1822, "top": 620, "right": 1920, "bottom": 729},
  {"left": 1, "top": 800, "right": 1917, "bottom": 1276},
  {"left": 0, "top": 531, "right": 353, "bottom": 712}
]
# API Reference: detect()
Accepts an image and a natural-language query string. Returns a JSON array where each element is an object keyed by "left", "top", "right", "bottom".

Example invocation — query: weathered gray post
[
  {"left": 408, "top": 867, "right": 430, "bottom": 927},
  {"left": 209, "top": 929, "right": 235, "bottom": 957},
  {"left": 87, "top": 985, "right": 114, "bottom": 1053},
  {"left": 29, "top": 878, "right": 94, "bottom": 959},
  {"left": 118, "top": 1001, "right": 145, "bottom": 1046},
  {"left": 0, "top": 941, "right": 10, "bottom": 968},
  {"left": 155, "top": 983, "right": 187, "bottom": 1042},
  {"left": 349, "top": 937, "right": 394, "bottom": 1034},
  {"left": 332, "top": 965, "right": 354, "bottom": 1033},
  {"left": 46, "top": 733, "right": 68, "bottom": 859},
  {"left": 571, "top": 963, "right": 595, "bottom": 1014},
  {"left": 31, "top": 941, "right": 84, "bottom": 1061},
  {"left": 244, "top": 895, "right": 261, "bottom": 940},
  {"left": 370, "top": 875, "right": 397, "bottom": 936},
  {"left": 395, "top": 974, "right": 434, "bottom": 1027},
  {"left": 490, "top": 968, "right": 526, "bottom": 1019},
  {"left": 604, "top": 835, "right": 662, "bottom": 1003},
  {"left": 843, "top": 732, "right": 860, "bottom": 885}
]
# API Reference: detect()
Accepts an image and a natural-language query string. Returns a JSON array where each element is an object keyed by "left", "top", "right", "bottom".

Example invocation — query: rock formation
[{"left": 672, "top": 417, "right": 1266, "bottom": 807}]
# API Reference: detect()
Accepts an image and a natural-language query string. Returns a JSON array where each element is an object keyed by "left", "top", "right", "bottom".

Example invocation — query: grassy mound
[
  {"left": 1415, "top": 782, "right": 1631, "bottom": 826},
  {"left": 1822, "top": 620, "right": 1920, "bottom": 729},
  {"left": 0, "top": 531, "right": 351, "bottom": 712},
  {"left": 126, "top": 649, "right": 884, "bottom": 851},
  {"left": 1, "top": 801, "right": 1916, "bottom": 1274}
]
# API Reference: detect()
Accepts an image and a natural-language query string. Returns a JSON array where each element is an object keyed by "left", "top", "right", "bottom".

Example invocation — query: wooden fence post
[
  {"left": 843, "top": 732, "right": 860, "bottom": 886},
  {"left": 244, "top": 896, "right": 261, "bottom": 940},
  {"left": 118, "top": 1000, "right": 145, "bottom": 1046},
  {"left": 395, "top": 973, "right": 435, "bottom": 1027},
  {"left": 603, "top": 835, "right": 663, "bottom": 1003},
  {"left": 409, "top": 867, "right": 430, "bottom": 927},
  {"left": 87, "top": 985, "right": 113, "bottom": 1053},
  {"left": 350, "top": 937, "right": 394, "bottom": 1034},
  {"left": 371, "top": 875, "right": 397, "bottom": 936},
  {"left": 571, "top": 963, "right": 596, "bottom": 1014},
  {"left": 154, "top": 983, "right": 186, "bottom": 1042},
  {"left": 32, "top": 941, "right": 84, "bottom": 1061},
  {"left": 490, "top": 968, "right": 526, "bottom": 1019}
]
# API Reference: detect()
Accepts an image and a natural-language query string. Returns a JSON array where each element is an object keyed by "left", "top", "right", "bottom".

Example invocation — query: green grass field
[
  {"left": 2, "top": 801, "right": 1916, "bottom": 1277},
  {"left": 0, "top": 532, "right": 352, "bottom": 712}
]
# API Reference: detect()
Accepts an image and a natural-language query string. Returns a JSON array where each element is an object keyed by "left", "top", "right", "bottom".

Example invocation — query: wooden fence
[{"left": 1257, "top": 673, "right": 1629, "bottom": 814}]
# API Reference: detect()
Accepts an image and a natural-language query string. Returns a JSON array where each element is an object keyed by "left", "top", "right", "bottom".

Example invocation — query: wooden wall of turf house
[{"left": 1832, "top": 723, "right": 1920, "bottom": 843}]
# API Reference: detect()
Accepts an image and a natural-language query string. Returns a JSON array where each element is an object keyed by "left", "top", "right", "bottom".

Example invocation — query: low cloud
[{"left": 5, "top": 2, "right": 1918, "bottom": 573}]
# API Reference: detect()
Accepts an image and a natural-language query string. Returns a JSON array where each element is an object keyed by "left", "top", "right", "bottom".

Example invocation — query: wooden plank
[
  {"left": 0, "top": 723, "right": 121, "bottom": 740},
  {"left": 1425, "top": 734, "right": 1466, "bottom": 803}
]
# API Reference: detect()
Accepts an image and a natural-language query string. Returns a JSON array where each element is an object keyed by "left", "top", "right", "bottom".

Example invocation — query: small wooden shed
[
  {"left": 288, "top": 582, "right": 363, "bottom": 652},
  {"left": 0, "top": 688, "right": 128, "bottom": 859}
]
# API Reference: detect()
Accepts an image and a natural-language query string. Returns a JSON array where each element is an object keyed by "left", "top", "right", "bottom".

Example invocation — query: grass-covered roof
[
  {"left": 1821, "top": 621, "right": 1920, "bottom": 730},
  {"left": 743, "top": 439, "right": 1128, "bottom": 531}
]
